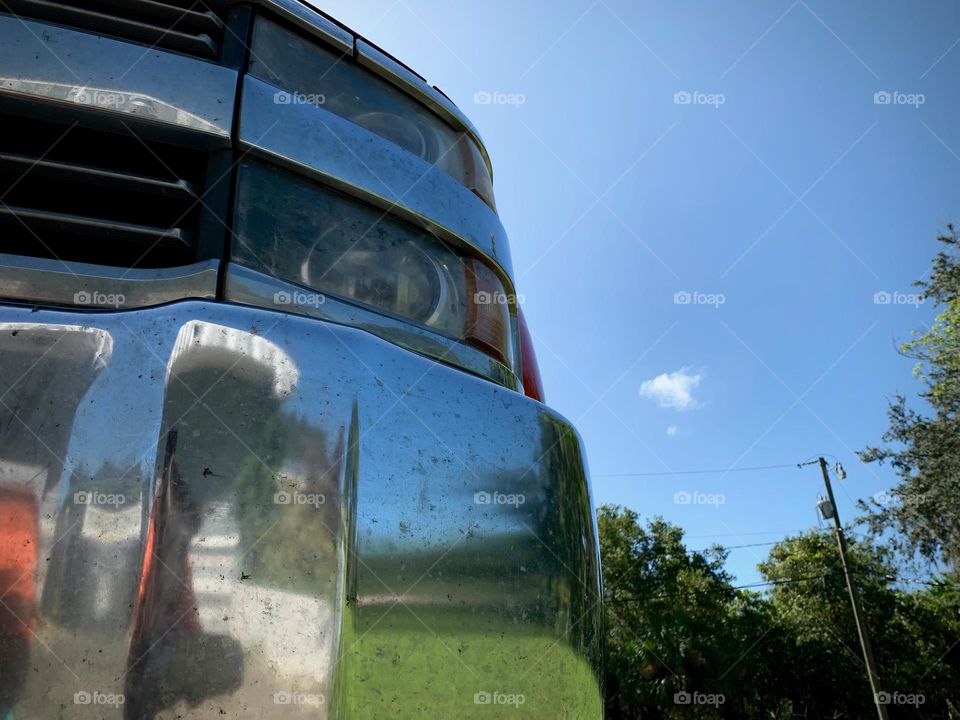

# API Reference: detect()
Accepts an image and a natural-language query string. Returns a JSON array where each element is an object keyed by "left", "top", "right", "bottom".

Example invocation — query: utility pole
[{"left": 817, "top": 457, "right": 889, "bottom": 720}]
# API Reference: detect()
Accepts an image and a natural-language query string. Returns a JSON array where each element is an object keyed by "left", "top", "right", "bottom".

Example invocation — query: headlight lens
[
  {"left": 249, "top": 16, "right": 496, "bottom": 210},
  {"left": 298, "top": 230, "right": 460, "bottom": 336},
  {"left": 233, "top": 161, "right": 512, "bottom": 365}
]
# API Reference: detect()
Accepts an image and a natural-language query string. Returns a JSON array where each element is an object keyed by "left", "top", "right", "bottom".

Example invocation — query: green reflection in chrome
[{"left": 337, "top": 607, "right": 603, "bottom": 719}]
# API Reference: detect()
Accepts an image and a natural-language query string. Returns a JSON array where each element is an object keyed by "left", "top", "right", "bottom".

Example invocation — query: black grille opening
[
  {"left": 3, "top": 0, "right": 229, "bottom": 59},
  {"left": 0, "top": 113, "right": 208, "bottom": 268}
]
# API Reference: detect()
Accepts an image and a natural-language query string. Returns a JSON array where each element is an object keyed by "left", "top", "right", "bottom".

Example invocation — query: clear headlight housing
[
  {"left": 249, "top": 16, "right": 495, "bottom": 210},
  {"left": 233, "top": 161, "right": 513, "bottom": 365}
]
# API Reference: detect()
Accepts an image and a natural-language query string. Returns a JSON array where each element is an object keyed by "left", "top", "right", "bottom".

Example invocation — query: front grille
[
  {"left": 3, "top": 0, "right": 229, "bottom": 59},
  {"left": 0, "top": 114, "right": 207, "bottom": 268}
]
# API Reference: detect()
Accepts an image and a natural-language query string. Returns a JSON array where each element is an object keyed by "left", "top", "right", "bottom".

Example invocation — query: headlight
[
  {"left": 298, "top": 231, "right": 459, "bottom": 334},
  {"left": 233, "top": 161, "right": 512, "bottom": 365},
  {"left": 249, "top": 16, "right": 496, "bottom": 210},
  {"left": 350, "top": 112, "right": 431, "bottom": 160}
]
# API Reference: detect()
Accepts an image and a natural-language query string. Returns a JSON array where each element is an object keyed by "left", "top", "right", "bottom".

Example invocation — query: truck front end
[{"left": 0, "top": 3, "right": 603, "bottom": 717}]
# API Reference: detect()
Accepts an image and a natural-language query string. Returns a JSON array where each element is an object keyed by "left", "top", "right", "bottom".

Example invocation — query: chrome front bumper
[{"left": 0, "top": 301, "right": 602, "bottom": 719}]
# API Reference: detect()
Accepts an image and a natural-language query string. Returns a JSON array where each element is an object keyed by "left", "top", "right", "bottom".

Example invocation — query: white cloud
[
  {"left": 666, "top": 425, "right": 678, "bottom": 436},
  {"left": 639, "top": 368, "right": 703, "bottom": 411}
]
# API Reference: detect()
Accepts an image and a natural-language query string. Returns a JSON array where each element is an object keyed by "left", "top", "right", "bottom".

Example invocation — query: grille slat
[
  {"left": 0, "top": 114, "right": 208, "bottom": 268},
  {"left": 0, "top": 153, "right": 199, "bottom": 200},
  {"left": 71, "top": 0, "right": 225, "bottom": 35},
  {"left": 0, "top": 206, "right": 194, "bottom": 248},
  {"left": 4, "top": 0, "right": 227, "bottom": 58}
]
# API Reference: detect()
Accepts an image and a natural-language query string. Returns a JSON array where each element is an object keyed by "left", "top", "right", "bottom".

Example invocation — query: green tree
[
  {"left": 598, "top": 508, "right": 960, "bottom": 718},
  {"left": 758, "top": 530, "right": 960, "bottom": 719},
  {"left": 758, "top": 531, "right": 896, "bottom": 718},
  {"left": 598, "top": 506, "right": 790, "bottom": 719},
  {"left": 859, "top": 226, "right": 960, "bottom": 571}
]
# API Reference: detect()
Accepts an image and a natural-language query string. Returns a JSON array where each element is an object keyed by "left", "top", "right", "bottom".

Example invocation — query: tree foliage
[
  {"left": 859, "top": 226, "right": 960, "bottom": 570},
  {"left": 599, "top": 506, "right": 960, "bottom": 719},
  {"left": 599, "top": 507, "right": 742, "bottom": 718}
]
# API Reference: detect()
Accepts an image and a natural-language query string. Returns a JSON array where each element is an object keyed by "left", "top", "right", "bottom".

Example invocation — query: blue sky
[{"left": 318, "top": 0, "right": 959, "bottom": 583}]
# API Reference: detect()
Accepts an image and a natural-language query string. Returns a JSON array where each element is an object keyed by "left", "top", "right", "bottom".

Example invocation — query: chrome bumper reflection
[{"left": 0, "top": 301, "right": 602, "bottom": 719}]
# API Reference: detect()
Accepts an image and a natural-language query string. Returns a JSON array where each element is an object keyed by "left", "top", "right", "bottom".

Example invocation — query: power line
[
  {"left": 694, "top": 540, "right": 781, "bottom": 551},
  {"left": 685, "top": 527, "right": 867, "bottom": 540},
  {"left": 609, "top": 569, "right": 947, "bottom": 604},
  {"left": 685, "top": 529, "right": 795, "bottom": 538},
  {"left": 610, "top": 571, "right": 850, "bottom": 603},
  {"left": 734, "top": 574, "right": 839, "bottom": 591},
  {"left": 691, "top": 530, "right": 871, "bottom": 553},
  {"left": 594, "top": 462, "right": 801, "bottom": 478}
]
